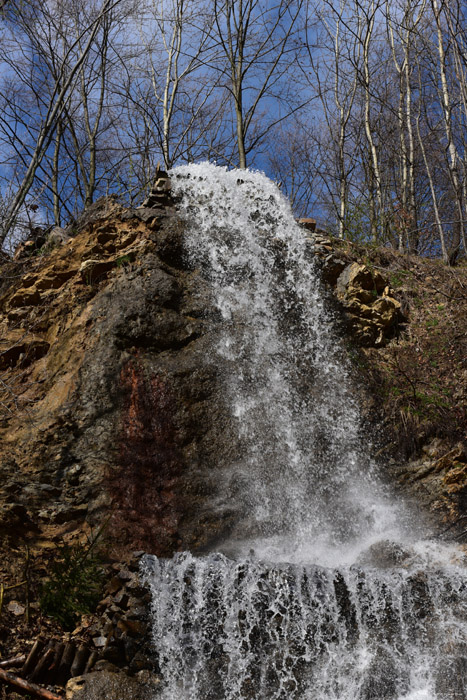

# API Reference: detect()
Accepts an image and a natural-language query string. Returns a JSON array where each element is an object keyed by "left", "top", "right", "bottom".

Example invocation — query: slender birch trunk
[{"left": 431, "top": 0, "right": 463, "bottom": 264}]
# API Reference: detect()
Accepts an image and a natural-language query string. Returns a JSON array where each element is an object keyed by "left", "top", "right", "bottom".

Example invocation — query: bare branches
[
  {"left": 210, "top": 0, "right": 306, "bottom": 168},
  {"left": 0, "top": 0, "right": 124, "bottom": 247},
  {"left": 0, "top": 0, "right": 466, "bottom": 261}
]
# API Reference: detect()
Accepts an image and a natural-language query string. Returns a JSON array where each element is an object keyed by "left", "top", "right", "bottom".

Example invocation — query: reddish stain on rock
[{"left": 110, "top": 359, "right": 185, "bottom": 556}]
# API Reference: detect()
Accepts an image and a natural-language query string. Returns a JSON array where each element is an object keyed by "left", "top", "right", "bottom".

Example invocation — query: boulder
[
  {"left": 47, "top": 226, "right": 71, "bottom": 246},
  {"left": 65, "top": 670, "right": 161, "bottom": 700},
  {"left": 336, "top": 262, "right": 386, "bottom": 296}
]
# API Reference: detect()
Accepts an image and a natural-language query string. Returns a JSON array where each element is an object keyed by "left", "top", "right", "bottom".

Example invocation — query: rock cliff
[
  {"left": 1, "top": 201, "right": 465, "bottom": 563},
  {"left": 0, "top": 194, "right": 465, "bottom": 698},
  {"left": 309, "top": 231, "right": 466, "bottom": 530},
  {"left": 0, "top": 204, "right": 242, "bottom": 561}
]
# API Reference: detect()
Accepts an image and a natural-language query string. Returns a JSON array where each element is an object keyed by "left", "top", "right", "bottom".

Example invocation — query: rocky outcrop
[
  {"left": 0, "top": 204, "right": 240, "bottom": 570},
  {"left": 1, "top": 210, "right": 462, "bottom": 561},
  {"left": 0, "top": 198, "right": 464, "bottom": 699},
  {"left": 304, "top": 231, "right": 405, "bottom": 346},
  {"left": 391, "top": 439, "right": 467, "bottom": 527},
  {"left": 0, "top": 202, "right": 240, "bottom": 696}
]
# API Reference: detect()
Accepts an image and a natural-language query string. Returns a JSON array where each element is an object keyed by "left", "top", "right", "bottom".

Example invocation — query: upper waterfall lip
[{"left": 142, "top": 536, "right": 467, "bottom": 574}]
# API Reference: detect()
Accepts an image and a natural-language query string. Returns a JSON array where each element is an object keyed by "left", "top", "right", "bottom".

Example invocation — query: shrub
[{"left": 40, "top": 532, "right": 105, "bottom": 630}]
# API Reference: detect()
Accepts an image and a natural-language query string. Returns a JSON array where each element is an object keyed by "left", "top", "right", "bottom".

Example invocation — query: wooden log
[
  {"left": 30, "top": 647, "right": 55, "bottom": 683},
  {"left": 0, "top": 668, "right": 64, "bottom": 699},
  {"left": 70, "top": 645, "right": 89, "bottom": 678},
  {"left": 0, "top": 654, "right": 27, "bottom": 669},
  {"left": 47, "top": 642, "right": 64, "bottom": 684},
  {"left": 55, "top": 642, "right": 75, "bottom": 686},
  {"left": 83, "top": 650, "right": 98, "bottom": 674},
  {"left": 22, "top": 638, "right": 45, "bottom": 676}
]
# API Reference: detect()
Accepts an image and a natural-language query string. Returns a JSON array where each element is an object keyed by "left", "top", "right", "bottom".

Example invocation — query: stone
[
  {"left": 320, "top": 255, "right": 347, "bottom": 286},
  {"left": 79, "top": 258, "right": 115, "bottom": 283},
  {"left": 116, "top": 618, "right": 147, "bottom": 637},
  {"left": 92, "top": 636, "right": 108, "bottom": 648},
  {"left": 8, "top": 288, "right": 41, "bottom": 308},
  {"left": 7, "top": 600, "right": 25, "bottom": 616},
  {"left": 113, "top": 590, "right": 129, "bottom": 607},
  {"left": 336, "top": 263, "right": 386, "bottom": 296},
  {"left": 298, "top": 217, "right": 316, "bottom": 232},
  {"left": 65, "top": 670, "right": 160, "bottom": 700},
  {"left": 125, "top": 601, "right": 147, "bottom": 619},
  {"left": 47, "top": 226, "right": 71, "bottom": 246},
  {"left": 357, "top": 539, "right": 412, "bottom": 568}
]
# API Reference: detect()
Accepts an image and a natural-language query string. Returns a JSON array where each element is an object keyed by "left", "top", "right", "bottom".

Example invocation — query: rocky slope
[
  {"left": 310, "top": 232, "right": 467, "bottom": 532},
  {"left": 0, "top": 197, "right": 465, "bottom": 697},
  {"left": 0, "top": 202, "right": 242, "bottom": 561}
]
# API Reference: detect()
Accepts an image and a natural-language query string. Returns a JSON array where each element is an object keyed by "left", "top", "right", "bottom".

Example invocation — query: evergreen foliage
[{"left": 40, "top": 533, "right": 105, "bottom": 630}]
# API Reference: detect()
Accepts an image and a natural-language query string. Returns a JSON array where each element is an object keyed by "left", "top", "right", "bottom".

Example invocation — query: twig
[
  {"left": 0, "top": 580, "right": 27, "bottom": 619},
  {"left": 24, "top": 545, "right": 30, "bottom": 626},
  {"left": 0, "top": 668, "right": 64, "bottom": 699},
  {"left": 0, "top": 655, "right": 26, "bottom": 669}
]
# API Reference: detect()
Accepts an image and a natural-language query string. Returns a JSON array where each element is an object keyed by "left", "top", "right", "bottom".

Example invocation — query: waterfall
[{"left": 142, "top": 163, "right": 466, "bottom": 699}]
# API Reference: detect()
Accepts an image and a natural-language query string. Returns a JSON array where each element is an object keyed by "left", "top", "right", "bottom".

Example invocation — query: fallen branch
[
  {"left": 0, "top": 668, "right": 64, "bottom": 699},
  {"left": 0, "top": 655, "right": 26, "bottom": 669}
]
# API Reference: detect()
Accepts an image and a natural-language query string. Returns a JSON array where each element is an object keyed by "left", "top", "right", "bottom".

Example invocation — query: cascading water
[{"left": 142, "top": 163, "right": 466, "bottom": 699}]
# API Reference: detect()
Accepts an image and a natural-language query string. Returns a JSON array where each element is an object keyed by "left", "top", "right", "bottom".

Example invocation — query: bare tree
[
  {"left": 386, "top": 0, "right": 427, "bottom": 252},
  {"left": 429, "top": 0, "right": 464, "bottom": 263},
  {"left": 304, "top": 0, "right": 362, "bottom": 237},
  {"left": 0, "top": 0, "right": 124, "bottom": 247},
  {"left": 133, "top": 0, "right": 221, "bottom": 169},
  {"left": 267, "top": 121, "right": 324, "bottom": 217},
  {"left": 211, "top": 0, "right": 305, "bottom": 169}
]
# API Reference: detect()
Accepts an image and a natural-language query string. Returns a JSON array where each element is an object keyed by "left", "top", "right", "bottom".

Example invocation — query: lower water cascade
[{"left": 142, "top": 163, "right": 467, "bottom": 699}]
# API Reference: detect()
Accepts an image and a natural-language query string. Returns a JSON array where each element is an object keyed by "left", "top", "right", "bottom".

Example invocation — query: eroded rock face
[
  {"left": 391, "top": 439, "right": 467, "bottom": 524},
  {"left": 304, "top": 232, "right": 405, "bottom": 346},
  {"left": 0, "top": 209, "right": 237, "bottom": 560}
]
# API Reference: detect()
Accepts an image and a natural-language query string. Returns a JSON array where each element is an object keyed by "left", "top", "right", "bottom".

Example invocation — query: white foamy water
[{"left": 143, "top": 163, "right": 466, "bottom": 699}]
